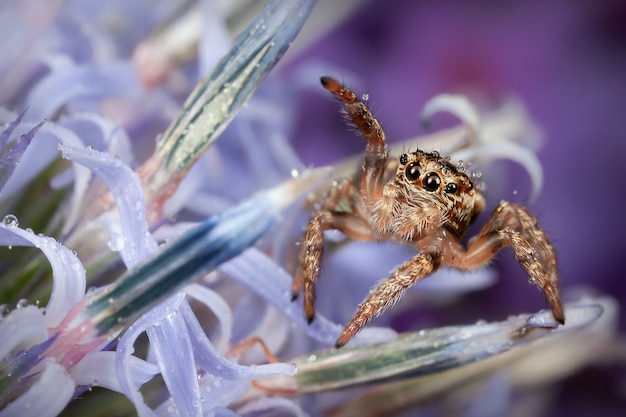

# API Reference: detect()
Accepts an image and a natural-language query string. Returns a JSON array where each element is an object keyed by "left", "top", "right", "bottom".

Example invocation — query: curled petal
[
  {"left": 0, "top": 223, "right": 85, "bottom": 327},
  {"left": 421, "top": 94, "right": 481, "bottom": 147},
  {"left": 70, "top": 351, "right": 157, "bottom": 394},
  {"left": 0, "top": 359, "right": 74, "bottom": 417},
  {"left": 185, "top": 283, "right": 233, "bottom": 352},
  {"left": 180, "top": 300, "right": 295, "bottom": 381},
  {"left": 58, "top": 113, "right": 134, "bottom": 164},
  {"left": 59, "top": 142, "right": 158, "bottom": 268},
  {"left": 452, "top": 141, "right": 543, "bottom": 201}
]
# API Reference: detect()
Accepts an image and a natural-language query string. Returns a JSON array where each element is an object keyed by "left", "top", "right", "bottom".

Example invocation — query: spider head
[{"left": 396, "top": 151, "right": 485, "bottom": 237}]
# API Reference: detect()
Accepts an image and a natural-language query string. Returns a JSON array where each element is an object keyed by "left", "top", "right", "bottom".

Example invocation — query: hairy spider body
[{"left": 293, "top": 76, "right": 564, "bottom": 348}]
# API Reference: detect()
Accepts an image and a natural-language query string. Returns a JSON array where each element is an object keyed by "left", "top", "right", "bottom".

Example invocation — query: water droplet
[
  {"left": 528, "top": 277, "right": 537, "bottom": 285},
  {"left": 290, "top": 168, "right": 300, "bottom": 178},
  {"left": 307, "top": 354, "right": 317, "bottom": 363},
  {"left": 2, "top": 214, "right": 19, "bottom": 228},
  {"left": 0, "top": 304, "right": 10, "bottom": 318},
  {"left": 361, "top": 93, "right": 369, "bottom": 101},
  {"left": 513, "top": 190, "right": 518, "bottom": 195},
  {"left": 16, "top": 299, "right": 29, "bottom": 308},
  {"left": 456, "top": 160, "right": 466, "bottom": 172},
  {"left": 107, "top": 233, "right": 125, "bottom": 251}
]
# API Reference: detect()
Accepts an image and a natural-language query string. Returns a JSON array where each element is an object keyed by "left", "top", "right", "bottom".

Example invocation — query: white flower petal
[
  {"left": 0, "top": 224, "right": 85, "bottom": 327},
  {"left": 421, "top": 94, "right": 481, "bottom": 146},
  {"left": 0, "top": 359, "right": 74, "bottom": 417},
  {"left": 179, "top": 300, "right": 295, "bottom": 380},
  {"left": 59, "top": 142, "right": 158, "bottom": 268},
  {"left": 0, "top": 306, "right": 47, "bottom": 360},
  {"left": 58, "top": 113, "right": 134, "bottom": 165},
  {"left": 25, "top": 61, "right": 139, "bottom": 121},
  {"left": 116, "top": 295, "right": 189, "bottom": 417},
  {"left": 185, "top": 283, "right": 233, "bottom": 352},
  {"left": 147, "top": 303, "right": 203, "bottom": 417},
  {"left": 70, "top": 351, "right": 158, "bottom": 394},
  {"left": 219, "top": 248, "right": 395, "bottom": 346},
  {"left": 452, "top": 141, "right": 543, "bottom": 201}
]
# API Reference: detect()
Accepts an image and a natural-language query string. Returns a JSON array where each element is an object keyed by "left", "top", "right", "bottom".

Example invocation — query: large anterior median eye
[
  {"left": 406, "top": 162, "right": 420, "bottom": 181},
  {"left": 424, "top": 172, "right": 441, "bottom": 191}
]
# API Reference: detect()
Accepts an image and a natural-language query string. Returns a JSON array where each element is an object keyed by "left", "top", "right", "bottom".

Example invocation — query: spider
[{"left": 292, "top": 76, "right": 564, "bottom": 348}]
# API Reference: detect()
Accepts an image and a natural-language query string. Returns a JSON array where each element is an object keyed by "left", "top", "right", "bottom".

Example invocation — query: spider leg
[
  {"left": 320, "top": 76, "right": 387, "bottom": 209},
  {"left": 293, "top": 178, "right": 375, "bottom": 322},
  {"left": 293, "top": 210, "right": 376, "bottom": 323},
  {"left": 336, "top": 252, "right": 441, "bottom": 348},
  {"left": 446, "top": 200, "right": 564, "bottom": 324}
]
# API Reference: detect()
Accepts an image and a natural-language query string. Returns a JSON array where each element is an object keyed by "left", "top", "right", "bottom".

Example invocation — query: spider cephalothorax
[{"left": 292, "top": 77, "right": 564, "bottom": 348}]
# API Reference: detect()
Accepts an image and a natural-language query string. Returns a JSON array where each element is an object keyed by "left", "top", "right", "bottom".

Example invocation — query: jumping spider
[{"left": 292, "top": 76, "right": 564, "bottom": 348}]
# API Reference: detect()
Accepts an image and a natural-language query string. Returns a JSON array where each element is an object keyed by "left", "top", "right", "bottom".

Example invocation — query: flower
[{"left": 1, "top": 1, "right": 623, "bottom": 417}]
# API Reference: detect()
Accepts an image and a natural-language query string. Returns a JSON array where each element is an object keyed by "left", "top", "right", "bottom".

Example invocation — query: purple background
[{"left": 281, "top": 1, "right": 626, "bottom": 415}]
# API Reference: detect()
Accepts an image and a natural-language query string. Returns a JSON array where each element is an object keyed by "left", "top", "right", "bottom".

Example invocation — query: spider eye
[
  {"left": 399, "top": 153, "right": 409, "bottom": 165},
  {"left": 444, "top": 183, "right": 458, "bottom": 194},
  {"left": 424, "top": 172, "right": 441, "bottom": 191},
  {"left": 406, "top": 162, "right": 420, "bottom": 181}
]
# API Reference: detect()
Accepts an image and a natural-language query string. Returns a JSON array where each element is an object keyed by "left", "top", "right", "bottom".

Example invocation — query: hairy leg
[
  {"left": 336, "top": 252, "right": 441, "bottom": 348},
  {"left": 445, "top": 200, "right": 564, "bottom": 324}
]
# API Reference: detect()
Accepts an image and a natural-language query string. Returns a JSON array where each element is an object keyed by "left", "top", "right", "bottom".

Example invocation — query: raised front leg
[
  {"left": 336, "top": 252, "right": 441, "bottom": 348},
  {"left": 320, "top": 76, "right": 387, "bottom": 210},
  {"left": 447, "top": 200, "right": 564, "bottom": 324}
]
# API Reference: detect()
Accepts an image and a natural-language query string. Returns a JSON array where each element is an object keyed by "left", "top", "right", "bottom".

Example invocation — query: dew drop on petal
[
  {"left": 0, "top": 304, "right": 9, "bottom": 318},
  {"left": 16, "top": 298, "right": 29, "bottom": 308},
  {"left": 2, "top": 214, "right": 19, "bottom": 228},
  {"left": 107, "top": 233, "right": 125, "bottom": 251}
]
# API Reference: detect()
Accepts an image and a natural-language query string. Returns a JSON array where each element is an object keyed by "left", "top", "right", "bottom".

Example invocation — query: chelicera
[{"left": 292, "top": 76, "right": 564, "bottom": 348}]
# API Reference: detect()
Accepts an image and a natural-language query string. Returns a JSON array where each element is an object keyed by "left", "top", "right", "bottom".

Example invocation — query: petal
[
  {"left": 70, "top": 350, "right": 158, "bottom": 394},
  {"left": 25, "top": 61, "right": 140, "bottom": 120},
  {"left": 116, "top": 295, "right": 188, "bottom": 417},
  {"left": 185, "top": 283, "right": 233, "bottom": 352},
  {"left": 0, "top": 305, "right": 47, "bottom": 360},
  {"left": 179, "top": 300, "right": 295, "bottom": 381},
  {"left": 452, "top": 141, "right": 543, "bottom": 202},
  {"left": 0, "top": 119, "right": 44, "bottom": 198},
  {"left": 86, "top": 168, "right": 331, "bottom": 334},
  {"left": 146, "top": 301, "right": 202, "bottom": 417},
  {"left": 0, "top": 223, "right": 86, "bottom": 327},
  {"left": 421, "top": 94, "right": 481, "bottom": 146},
  {"left": 58, "top": 113, "right": 134, "bottom": 164},
  {"left": 219, "top": 248, "right": 396, "bottom": 346},
  {"left": 59, "top": 142, "right": 158, "bottom": 268},
  {"left": 0, "top": 358, "right": 74, "bottom": 417}
]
